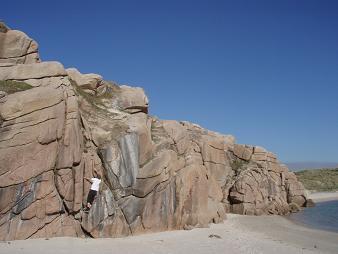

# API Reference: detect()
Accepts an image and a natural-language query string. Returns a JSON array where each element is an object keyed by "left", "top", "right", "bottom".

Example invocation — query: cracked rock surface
[{"left": 0, "top": 24, "right": 307, "bottom": 240}]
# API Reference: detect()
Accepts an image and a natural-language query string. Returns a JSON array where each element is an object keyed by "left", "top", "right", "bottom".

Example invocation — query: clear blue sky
[{"left": 2, "top": 0, "right": 338, "bottom": 163}]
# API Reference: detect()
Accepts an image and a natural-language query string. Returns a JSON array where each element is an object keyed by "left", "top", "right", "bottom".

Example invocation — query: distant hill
[
  {"left": 295, "top": 168, "right": 338, "bottom": 192},
  {"left": 285, "top": 162, "right": 338, "bottom": 172}
]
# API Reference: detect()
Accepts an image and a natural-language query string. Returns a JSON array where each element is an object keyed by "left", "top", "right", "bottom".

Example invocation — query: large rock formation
[
  {"left": 0, "top": 22, "right": 40, "bottom": 66},
  {"left": 0, "top": 24, "right": 307, "bottom": 240}
]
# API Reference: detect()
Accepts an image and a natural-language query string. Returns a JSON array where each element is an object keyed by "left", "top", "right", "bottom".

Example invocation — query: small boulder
[
  {"left": 305, "top": 199, "right": 316, "bottom": 207},
  {"left": 289, "top": 202, "right": 301, "bottom": 213}
]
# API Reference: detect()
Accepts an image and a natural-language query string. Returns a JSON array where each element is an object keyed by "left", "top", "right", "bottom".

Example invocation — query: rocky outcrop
[
  {"left": 66, "top": 68, "right": 102, "bottom": 91},
  {"left": 227, "top": 145, "right": 306, "bottom": 215},
  {"left": 0, "top": 23, "right": 40, "bottom": 66},
  {"left": 0, "top": 24, "right": 308, "bottom": 240}
]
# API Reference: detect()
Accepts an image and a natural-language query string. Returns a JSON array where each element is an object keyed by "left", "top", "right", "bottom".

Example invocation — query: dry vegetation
[
  {"left": 0, "top": 80, "right": 33, "bottom": 94},
  {"left": 295, "top": 168, "right": 338, "bottom": 192}
]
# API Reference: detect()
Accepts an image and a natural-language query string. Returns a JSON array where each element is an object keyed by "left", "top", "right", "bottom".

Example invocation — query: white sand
[
  {"left": 2, "top": 214, "right": 338, "bottom": 254},
  {"left": 308, "top": 192, "right": 338, "bottom": 202}
]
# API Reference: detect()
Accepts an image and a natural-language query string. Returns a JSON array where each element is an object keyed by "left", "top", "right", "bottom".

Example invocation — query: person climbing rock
[{"left": 83, "top": 175, "right": 102, "bottom": 212}]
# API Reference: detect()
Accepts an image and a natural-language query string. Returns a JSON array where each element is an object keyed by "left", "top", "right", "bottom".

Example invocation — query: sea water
[{"left": 288, "top": 200, "right": 338, "bottom": 233}]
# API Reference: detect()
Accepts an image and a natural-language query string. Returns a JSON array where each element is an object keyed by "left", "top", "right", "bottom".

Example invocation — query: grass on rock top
[
  {"left": 295, "top": 168, "right": 338, "bottom": 192},
  {"left": 70, "top": 79, "right": 124, "bottom": 119},
  {"left": 70, "top": 79, "right": 119, "bottom": 107},
  {"left": 0, "top": 80, "right": 33, "bottom": 94}
]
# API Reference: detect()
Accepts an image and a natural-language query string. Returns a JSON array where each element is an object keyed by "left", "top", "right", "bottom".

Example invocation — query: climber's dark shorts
[{"left": 87, "top": 189, "right": 97, "bottom": 205}]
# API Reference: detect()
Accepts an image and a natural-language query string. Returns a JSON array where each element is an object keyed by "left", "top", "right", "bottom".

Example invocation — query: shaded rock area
[{"left": 0, "top": 24, "right": 308, "bottom": 240}]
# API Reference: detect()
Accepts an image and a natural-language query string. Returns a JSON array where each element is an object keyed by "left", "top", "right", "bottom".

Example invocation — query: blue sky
[{"left": 2, "top": 0, "right": 338, "bottom": 162}]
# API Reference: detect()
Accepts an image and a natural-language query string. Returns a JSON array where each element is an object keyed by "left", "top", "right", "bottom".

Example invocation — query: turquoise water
[{"left": 288, "top": 200, "right": 338, "bottom": 233}]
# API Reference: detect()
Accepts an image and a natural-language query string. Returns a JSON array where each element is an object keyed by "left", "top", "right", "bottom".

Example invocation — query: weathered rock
[
  {"left": 118, "top": 85, "right": 149, "bottom": 113},
  {"left": 226, "top": 145, "right": 308, "bottom": 215},
  {"left": 0, "top": 85, "right": 64, "bottom": 120},
  {"left": 20, "top": 76, "right": 71, "bottom": 88},
  {"left": 230, "top": 175, "right": 285, "bottom": 215},
  {"left": 0, "top": 28, "right": 40, "bottom": 64},
  {"left": 285, "top": 172, "right": 307, "bottom": 207},
  {"left": 184, "top": 140, "right": 204, "bottom": 166},
  {"left": 81, "top": 188, "right": 129, "bottom": 237},
  {"left": 0, "top": 57, "right": 84, "bottom": 239},
  {"left": 0, "top": 61, "right": 66, "bottom": 80},
  {"left": 126, "top": 113, "right": 152, "bottom": 165},
  {"left": 232, "top": 144, "right": 253, "bottom": 161},
  {"left": 0, "top": 23, "right": 309, "bottom": 240},
  {"left": 133, "top": 150, "right": 181, "bottom": 197},
  {"left": 66, "top": 68, "right": 102, "bottom": 90},
  {"left": 200, "top": 136, "right": 232, "bottom": 187},
  {"left": 174, "top": 165, "right": 212, "bottom": 228},
  {"left": 118, "top": 133, "right": 139, "bottom": 187},
  {"left": 162, "top": 120, "right": 189, "bottom": 155}
]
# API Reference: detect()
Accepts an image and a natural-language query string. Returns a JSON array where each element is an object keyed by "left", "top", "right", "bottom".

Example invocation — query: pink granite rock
[{"left": 0, "top": 23, "right": 308, "bottom": 240}]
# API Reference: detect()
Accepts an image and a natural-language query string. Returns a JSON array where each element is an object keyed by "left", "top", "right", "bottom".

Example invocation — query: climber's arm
[{"left": 84, "top": 177, "right": 92, "bottom": 183}]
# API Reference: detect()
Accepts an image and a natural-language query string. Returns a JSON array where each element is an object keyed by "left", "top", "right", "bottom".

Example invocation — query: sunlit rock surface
[{"left": 0, "top": 23, "right": 307, "bottom": 240}]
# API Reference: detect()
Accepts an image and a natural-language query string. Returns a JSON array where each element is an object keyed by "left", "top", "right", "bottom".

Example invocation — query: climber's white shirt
[{"left": 90, "top": 178, "right": 101, "bottom": 191}]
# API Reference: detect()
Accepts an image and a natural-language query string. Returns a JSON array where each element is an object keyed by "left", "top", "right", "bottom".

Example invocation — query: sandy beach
[
  {"left": 308, "top": 192, "right": 338, "bottom": 202},
  {"left": 2, "top": 214, "right": 337, "bottom": 254}
]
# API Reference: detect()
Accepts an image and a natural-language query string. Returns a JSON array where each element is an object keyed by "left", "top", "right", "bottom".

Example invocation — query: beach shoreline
[
  {"left": 2, "top": 214, "right": 337, "bottom": 254},
  {"left": 308, "top": 191, "right": 338, "bottom": 202}
]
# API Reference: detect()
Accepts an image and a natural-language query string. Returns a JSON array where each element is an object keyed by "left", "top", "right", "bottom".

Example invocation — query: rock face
[
  {"left": 0, "top": 23, "right": 40, "bottom": 66},
  {"left": 0, "top": 24, "right": 308, "bottom": 240}
]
